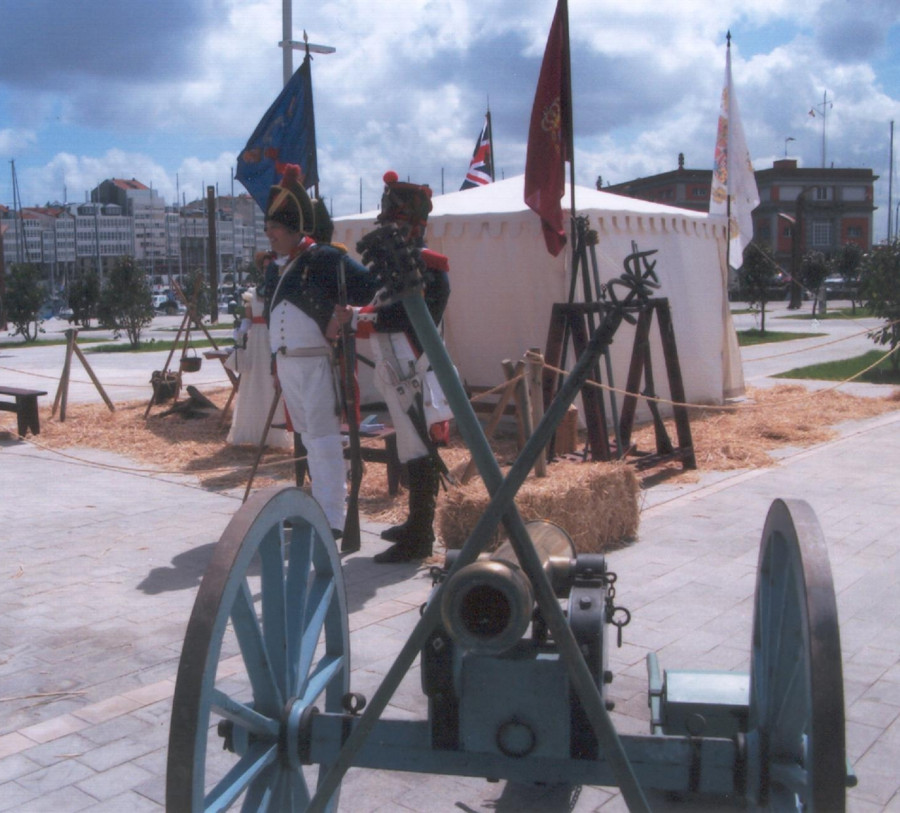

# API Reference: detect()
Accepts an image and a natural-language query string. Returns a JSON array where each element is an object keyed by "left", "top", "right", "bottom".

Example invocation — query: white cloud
[
  {"left": 0, "top": 128, "right": 37, "bottom": 155},
  {"left": 1, "top": 0, "right": 898, "bottom": 239}
]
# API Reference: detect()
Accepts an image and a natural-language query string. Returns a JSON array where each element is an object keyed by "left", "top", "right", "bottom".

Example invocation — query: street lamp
[
  {"left": 279, "top": 0, "right": 336, "bottom": 85},
  {"left": 810, "top": 91, "right": 833, "bottom": 168}
]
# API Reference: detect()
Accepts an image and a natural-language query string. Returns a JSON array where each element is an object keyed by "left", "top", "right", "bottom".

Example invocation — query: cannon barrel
[{"left": 440, "top": 520, "right": 576, "bottom": 655}]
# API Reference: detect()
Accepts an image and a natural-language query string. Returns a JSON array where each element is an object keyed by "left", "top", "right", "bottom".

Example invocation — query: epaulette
[{"left": 421, "top": 248, "right": 449, "bottom": 272}]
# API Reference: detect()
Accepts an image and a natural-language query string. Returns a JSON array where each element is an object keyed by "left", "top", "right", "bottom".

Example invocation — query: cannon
[{"left": 166, "top": 234, "right": 855, "bottom": 810}]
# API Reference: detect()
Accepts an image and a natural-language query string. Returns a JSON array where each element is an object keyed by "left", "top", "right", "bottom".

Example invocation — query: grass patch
[
  {"left": 775, "top": 350, "right": 900, "bottom": 385},
  {"left": 86, "top": 338, "right": 226, "bottom": 354},
  {"left": 156, "top": 325, "right": 233, "bottom": 333},
  {"left": 738, "top": 329, "right": 827, "bottom": 347},
  {"left": 0, "top": 336, "right": 111, "bottom": 349},
  {"left": 779, "top": 306, "right": 874, "bottom": 320}
]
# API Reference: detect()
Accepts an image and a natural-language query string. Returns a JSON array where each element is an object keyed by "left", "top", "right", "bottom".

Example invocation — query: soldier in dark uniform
[
  {"left": 261, "top": 164, "right": 379, "bottom": 535},
  {"left": 356, "top": 171, "right": 451, "bottom": 563}
]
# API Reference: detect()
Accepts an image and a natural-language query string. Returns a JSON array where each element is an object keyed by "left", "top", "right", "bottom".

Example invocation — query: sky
[{"left": 1, "top": 0, "right": 899, "bottom": 241}]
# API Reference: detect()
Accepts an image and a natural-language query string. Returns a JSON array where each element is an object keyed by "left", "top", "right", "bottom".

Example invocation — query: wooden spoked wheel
[
  {"left": 747, "top": 498, "right": 847, "bottom": 810},
  {"left": 167, "top": 487, "right": 349, "bottom": 812}
]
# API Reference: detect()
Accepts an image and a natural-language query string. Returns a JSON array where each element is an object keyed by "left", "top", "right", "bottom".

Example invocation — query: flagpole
[
  {"left": 281, "top": 0, "right": 292, "bottom": 85},
  {"left": 562, "top": 0, "right": 576, "bottom": 240},
  {"left": 724, "top": 31, "right": 732, "bottom": 272},
  {"left": 486, "top": 107, "right": 495, "bottom": 182}
]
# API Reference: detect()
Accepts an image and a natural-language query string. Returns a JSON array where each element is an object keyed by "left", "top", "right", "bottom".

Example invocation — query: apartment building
[{"left": 1, "top": 180, "right": 269, "bottom": 294}]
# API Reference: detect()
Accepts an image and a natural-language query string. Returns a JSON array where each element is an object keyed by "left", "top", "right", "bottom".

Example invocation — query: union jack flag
[{"left": 460, "top": 112, "right": 494, "bottom": 190}]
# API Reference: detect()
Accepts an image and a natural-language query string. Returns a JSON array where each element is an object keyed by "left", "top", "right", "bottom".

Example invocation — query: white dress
[{"left": 226, "top": 289, "right": 291, "bottom": 448}]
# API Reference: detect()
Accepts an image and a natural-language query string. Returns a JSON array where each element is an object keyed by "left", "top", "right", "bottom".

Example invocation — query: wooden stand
[
  {"left": 52, "top": 328, "right": 115, "bottom": 421},
  {"left": 544, "top": 302, "right": 613, "bottom": 461},
  {"left": 203, "top": 349, "right": 240, "bottom": 424},
  {"left": 459, "top": 352, "right": 552, "bottom": 485},
  {"left": 544, "top": 297, "right": 695, "bottom": 471},
  {"left": 618, "top": 299, "right": 695, "bottom": 470},
  {"left": 144, "top": 280, "right": 236, "bottom": 419}
]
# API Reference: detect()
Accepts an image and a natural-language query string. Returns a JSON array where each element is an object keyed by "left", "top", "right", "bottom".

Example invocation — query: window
[
  {"left": 847, "top": 226, "right": 862, "bottom": 239},
  {"left": 811, "top": 221, "right": 832, "bottom": 247},
  {"left": 842, "top": 186, "right": 867, "bottom": 202},
  {"left": 814, "top": 186, "right": 831, "bottom": 201}
]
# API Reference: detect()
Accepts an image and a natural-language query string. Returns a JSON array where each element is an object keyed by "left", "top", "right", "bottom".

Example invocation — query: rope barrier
[
  {"left": 2, "top": 317, "right": 897, "bottom": 493},
  {"left": 525, "top": 334, "right": 900, "bottom": 412},
  {"left": 536, "top": 344, "right": 898, "bottom": 413},
  {"left": 466, "top": 374, "right": 526, "bottom": 403},
  {"left": 0, "top": 363, "right": 232, "bottom": 390},
  {"left": 0, "top": 423, "right": 307, "bottom": 500},
  {"left": 745, "top": 320, "right": 896, "bottom": 363}
]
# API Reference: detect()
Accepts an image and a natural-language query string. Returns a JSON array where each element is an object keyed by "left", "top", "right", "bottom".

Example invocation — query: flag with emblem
[
  {"left": 709, "top": 35, "right": 759, "bottom": 269},
  {"left": 524, "top": 0, "right": 572, "bottom": 256},
  {"left": 460, "top": 112, "right": 495, "bottom": 190},
  {"left": 236, "top": 53, "right": 319, "bottom": 210}
]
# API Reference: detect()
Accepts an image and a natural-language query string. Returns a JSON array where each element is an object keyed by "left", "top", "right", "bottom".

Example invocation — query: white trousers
[{"left": 277, "top": 355, "right": 346, "bottom": 529}]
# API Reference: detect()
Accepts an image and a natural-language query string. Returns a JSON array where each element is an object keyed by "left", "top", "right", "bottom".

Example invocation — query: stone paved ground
[{"left": 1, "top": 303, "right": 898, "bottom": 810}]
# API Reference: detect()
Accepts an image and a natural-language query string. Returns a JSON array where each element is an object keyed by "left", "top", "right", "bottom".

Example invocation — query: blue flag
[{"left": 236, "top": 54, "right": 318, "bottom": 210}]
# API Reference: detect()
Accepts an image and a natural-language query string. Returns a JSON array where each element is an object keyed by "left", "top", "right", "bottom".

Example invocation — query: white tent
[{"left": 334, "top": 175, "right": 744, "bottom": 419}]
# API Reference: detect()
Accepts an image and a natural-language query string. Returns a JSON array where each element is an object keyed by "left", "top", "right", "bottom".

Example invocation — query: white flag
[{"left": 710, "top": 41, "right": 759, "bottom": 269}]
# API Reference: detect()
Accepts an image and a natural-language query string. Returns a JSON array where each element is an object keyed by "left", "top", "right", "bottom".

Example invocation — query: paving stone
[
  {"left": 0, "top": 780, "right": 39, "bottom": 812},
  {"left": 74, "top": 760, "right": 154, "bottom": 802},
  {"left": 2, "top": 328, "right": 899, "bottom": 809}
]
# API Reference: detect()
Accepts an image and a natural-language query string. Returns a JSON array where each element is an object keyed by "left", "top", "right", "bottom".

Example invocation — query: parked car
[
  {"left": 824, "top": 275, "right": 859, "bottom": 299},
  {"left": 152, "top": 294, "right": 184, "bottom": 315}
]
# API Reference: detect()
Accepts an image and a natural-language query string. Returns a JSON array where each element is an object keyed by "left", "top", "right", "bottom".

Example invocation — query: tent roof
[{"left": 337, "top": 173, "right": 715, "bottom": 223}]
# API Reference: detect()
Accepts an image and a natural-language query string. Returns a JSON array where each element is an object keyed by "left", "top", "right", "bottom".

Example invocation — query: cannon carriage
[{"left": 166, "top": 228, "right": 854, "bottom": 810}]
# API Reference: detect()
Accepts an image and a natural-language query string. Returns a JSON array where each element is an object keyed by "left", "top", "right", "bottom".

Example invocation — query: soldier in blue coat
[{"left": 261, "top": 164, "right": 379, "bottom": 535}]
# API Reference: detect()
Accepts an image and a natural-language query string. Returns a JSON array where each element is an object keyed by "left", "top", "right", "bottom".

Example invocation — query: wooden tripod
[{"left": 52, "top": 328, "right": 115, "bottom": 421}]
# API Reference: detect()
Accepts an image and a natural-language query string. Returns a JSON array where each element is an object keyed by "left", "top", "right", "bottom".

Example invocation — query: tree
[
  {"left": 800, "top": 250, "right": 829, "bottom": 317},
  {"left": 97, "top": 256, "right": 155, "bottom": 347},
  {"left": 859, "top": 239, "right": 900, "bottom": 371},
  {"left": 740, "top": 241, "right": 780, "bottom": 332},
  {"left": 5, "top": 263, "right": 45, "bottom": 342},
  {"left": 831, "top": 242, "right": 863, "bottom": 314},
  {"left": 182, "top": 267, "right": 213, "bottom": 317},
  {"left": 68, "top": 269, "right": 101, "bottom": 328}
]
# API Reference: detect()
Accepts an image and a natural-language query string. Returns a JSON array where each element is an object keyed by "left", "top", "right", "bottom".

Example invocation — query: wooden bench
[{"left": 0, "top": 386, "right": 49, "bottom": 437}]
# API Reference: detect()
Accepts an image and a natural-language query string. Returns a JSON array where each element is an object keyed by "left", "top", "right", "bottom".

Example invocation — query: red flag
[{"left": 524, "top": 0, "right": 571, "bottom": 256}]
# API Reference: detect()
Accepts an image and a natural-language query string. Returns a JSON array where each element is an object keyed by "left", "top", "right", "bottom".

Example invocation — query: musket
[
  {"left": 242, "top": 382, "right": 284, "bottom": 503},
  {"left": 338, "top": 255, "right": 362, "bottom": 553}
]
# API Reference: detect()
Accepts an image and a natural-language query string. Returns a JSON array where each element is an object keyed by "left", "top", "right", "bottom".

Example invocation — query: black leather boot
[{"left": 375, "top": 456, "right": 438, "bottom": 563}]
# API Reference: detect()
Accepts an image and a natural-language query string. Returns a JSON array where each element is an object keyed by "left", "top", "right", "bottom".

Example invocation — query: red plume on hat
[
  {"left": 377, "top": 170, "right": 433, "bottom": 242},
  {"left": 265, "top": 163, "right": 315, "bottom": 234}
]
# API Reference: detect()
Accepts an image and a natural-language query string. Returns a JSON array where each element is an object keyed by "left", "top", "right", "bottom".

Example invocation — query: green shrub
[{"left": 97, "top": 256, "right": 155, "bottom": 347}]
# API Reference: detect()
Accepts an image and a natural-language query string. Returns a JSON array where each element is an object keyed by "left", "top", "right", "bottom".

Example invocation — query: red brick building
[{"left": 605, "top": 156, "right": 877, "bottom": 267}]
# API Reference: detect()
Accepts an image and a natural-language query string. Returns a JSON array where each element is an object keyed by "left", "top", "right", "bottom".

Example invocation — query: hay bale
[{"left": 437, "top": 461, "right": 640, "bottom": 554}]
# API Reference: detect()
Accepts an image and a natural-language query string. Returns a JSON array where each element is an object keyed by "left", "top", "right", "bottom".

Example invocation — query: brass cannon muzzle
[{"left": 440, "top": 520, "right": 576, "bottom": 655}]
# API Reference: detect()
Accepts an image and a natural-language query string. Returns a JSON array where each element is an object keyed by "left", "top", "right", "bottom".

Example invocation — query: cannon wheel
[
  {"left": 167, "top": 487, "right": 349, "bottom": 812},
  {"left": 747, "top": 498, "right": 846, "bottom": 810}
]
